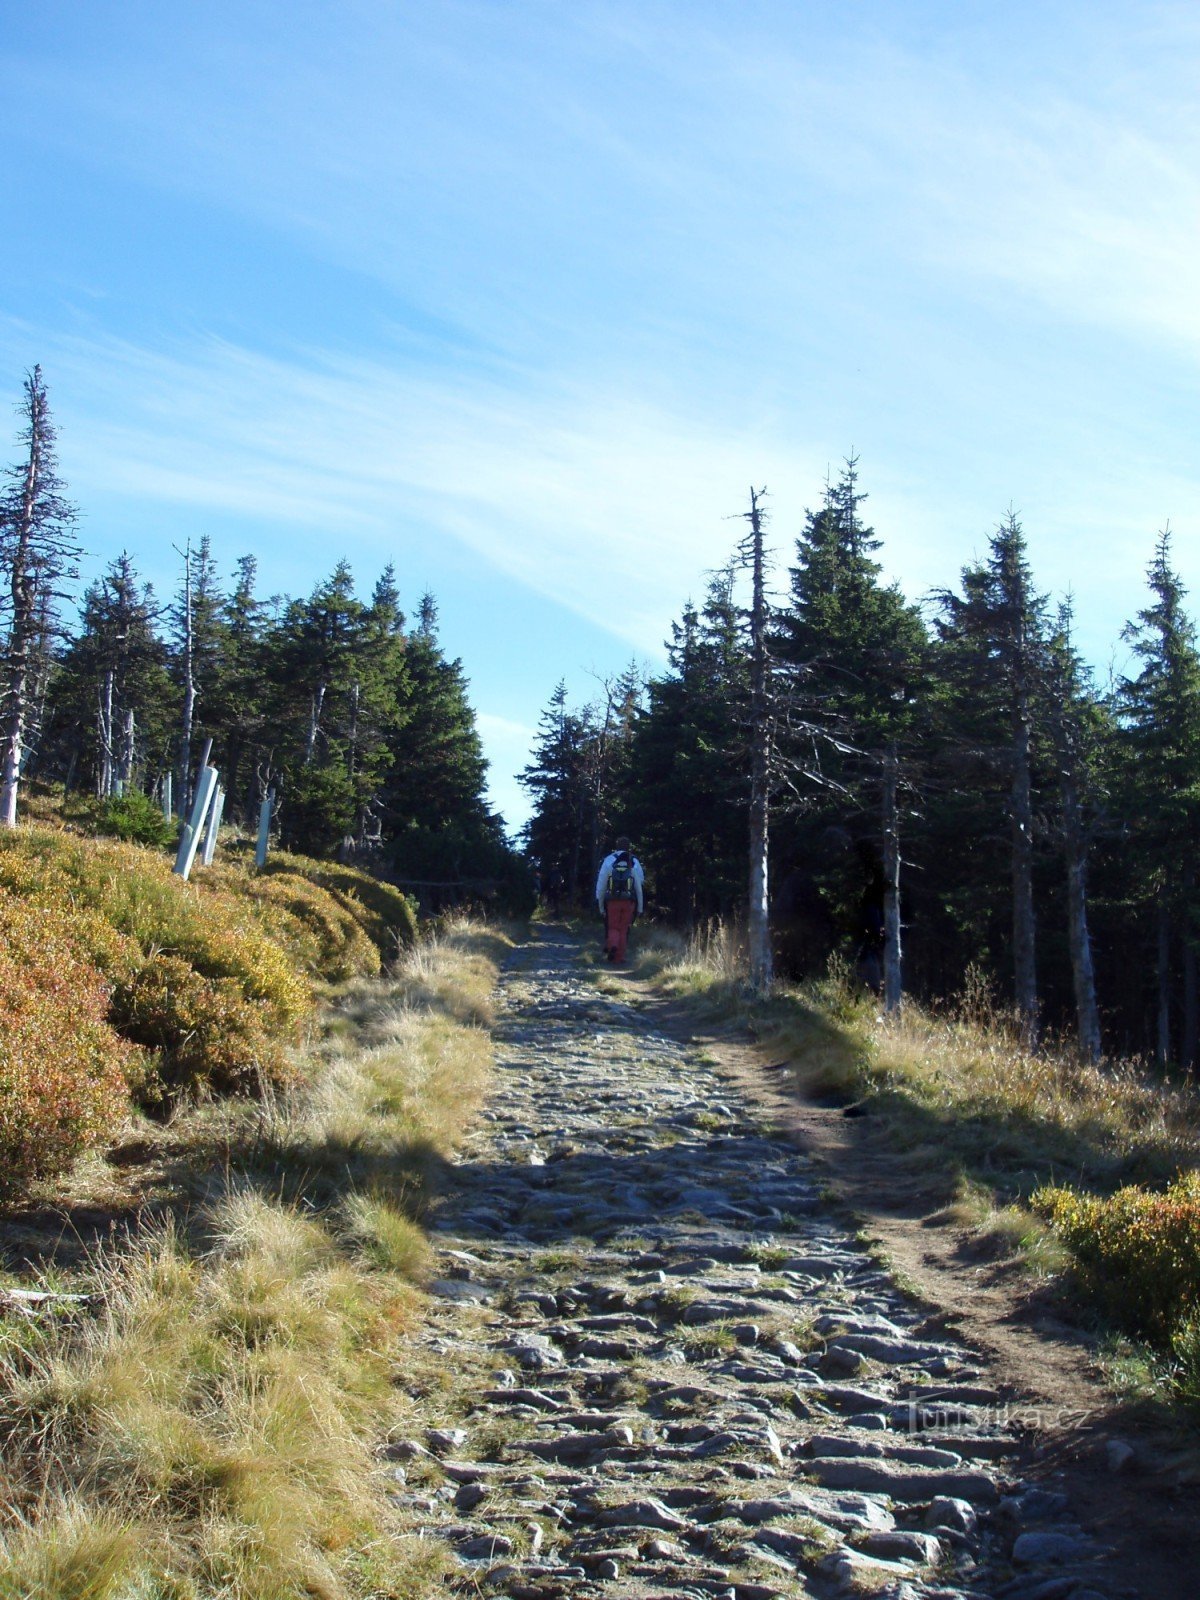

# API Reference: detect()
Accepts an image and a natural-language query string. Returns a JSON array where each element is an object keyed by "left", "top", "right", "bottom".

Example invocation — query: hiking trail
[{"left": 388, "top": 927, "right": 1128, "bottom": 1600}]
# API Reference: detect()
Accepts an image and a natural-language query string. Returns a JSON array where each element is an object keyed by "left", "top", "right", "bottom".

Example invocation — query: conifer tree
[
  {"left": 50, "top": 554, "right": 173, "bottom": 798},
  {"left": 0, "top": 368, "right": 80, "bottom": 825},
  {"left": 618, "top": 568, "right": 750, "bottom": 924},
  {"left": 775, "top": 460, "right": 925, "bottom": 1003},
  {"left": 521, "top": 680, "right": 593, "bottom": 902},
  {"left": 383, "top": 591, "right": 494, "bottom": 879},
  {"left": 1047, "top": 600, "right": 1107, "bottom": 1060},
  {"left": 1118, "top": 529, "right": 1200, "bottom": 1066},
  {"left": 933, "top": 512, "right": 1048, "bottom": 1040}
]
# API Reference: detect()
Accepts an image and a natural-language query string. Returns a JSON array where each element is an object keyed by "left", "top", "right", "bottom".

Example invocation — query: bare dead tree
[
  {"left": 739, "top": 486, "right": 774, "bottom": 990},
  {"left": 174, "top": 540, "right": 196, "bottom": 815}
]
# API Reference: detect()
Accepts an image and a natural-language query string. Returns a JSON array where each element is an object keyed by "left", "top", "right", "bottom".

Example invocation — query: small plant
[
  {"left": 0, "top": 893, "right": 140, "bottom": 1196},
  {"left": 95, "top": 789, "right": 176, "bottom": 847},
  {"left": 1034, "top": 1172, "right": 1200, "bottom": 1343}
]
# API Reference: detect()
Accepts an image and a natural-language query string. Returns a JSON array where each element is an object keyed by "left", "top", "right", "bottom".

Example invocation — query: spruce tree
[
  {"left": 1118, "top": 529, "right": 1200, "bottom": 1066},
  {"left": 0, "top": 368, "right": 80, "bottom": 825},
  {"left": 50, "top": 554, "right": 174, "bottom": 798},
  {"left": 932, "top": 512, "right": 1048, "bottom": 1039}
]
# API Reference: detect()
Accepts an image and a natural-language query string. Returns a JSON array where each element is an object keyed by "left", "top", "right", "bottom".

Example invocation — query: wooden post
[
  {"left": 174, "top": 765, "right": 218, "bottom": 881},
  {"left": 202, "top": 785, "right": 225, "bottom": 867},
  {"left": 255, "top": 790, "right": 274, "bottom": 869}
]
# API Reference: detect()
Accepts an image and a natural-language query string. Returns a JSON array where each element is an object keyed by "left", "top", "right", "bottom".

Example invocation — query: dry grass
[
  {"left": 642, "top": 928, "right": 1200, "bottom": 1202},
  {"left": 869, "top": 996, "right": 1200, "bottom": 1193},
  {"left": 0, "top": 922, "right": 508, "bottom": 1600}
]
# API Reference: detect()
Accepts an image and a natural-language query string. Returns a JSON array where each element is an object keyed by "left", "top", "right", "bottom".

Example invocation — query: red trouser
[{"left": 604, "top": 897, "right": 636, "bottom": 961}]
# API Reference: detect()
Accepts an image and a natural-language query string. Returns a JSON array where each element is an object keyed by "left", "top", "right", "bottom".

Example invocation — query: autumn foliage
[
  {"left": 0, "top": 825, "right": 417, "bottom": 1197},
  {"left": 1035, "top": 1172, "right": 1200, "bottom": 1343},
  {"left": 0, "top": 896, "right": 137, "bottom": 1199}
]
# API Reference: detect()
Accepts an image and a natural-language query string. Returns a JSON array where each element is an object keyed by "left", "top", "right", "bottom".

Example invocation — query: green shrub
[
  {"left": 112, "top": 956, "right": 294, "bottom": 1098},
  {"left": 202, "top": 865, "right": 381, "bottom": 983},
  {"left": 95, "top": 790, "right": 176, "bottom": 848},
  {"left": 0, "top": 893, "right": 140, "bottom": 1196},
  {"left": 0, "top": 829, "right": 310, "bottom": 1111},
  {"left": 258, "top": 853, "right": 418, "bottom": 956},
  {"left": 1034, "top": 1172, "right": 1200, "bottom": 1343}
]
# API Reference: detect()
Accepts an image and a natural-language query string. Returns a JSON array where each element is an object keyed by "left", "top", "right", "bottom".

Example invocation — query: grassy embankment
[
  {"left": 631, "top": 923, "right": 1200, "bottom": 1407},
  {"left": 0, "top": 808, "right": 511, "bottom": 1599}
]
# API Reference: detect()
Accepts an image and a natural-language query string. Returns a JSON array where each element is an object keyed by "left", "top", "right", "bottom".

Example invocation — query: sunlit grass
[{"left": 0, "top": 922, "right": 505, "bottom": 1600}]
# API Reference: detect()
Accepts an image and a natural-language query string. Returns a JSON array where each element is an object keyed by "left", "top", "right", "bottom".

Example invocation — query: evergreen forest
[
  {"left": 522, "top": 460, "right": 1200, "bottom": 1070},
  {"left": 0, "top": 370, "right": 527, "bottom": 909}
]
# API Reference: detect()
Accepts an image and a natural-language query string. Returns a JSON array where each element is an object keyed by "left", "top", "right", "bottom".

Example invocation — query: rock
[
  {"left": 1011, "top": 1530, "right": 1093, "bottom": 1565},
  {"left": 455, "top": 1534, "right": 513, "bottom": 1560},
  {"left": 925, "top": 1496, "right": 978, "bottom": 1534},
  {"left": 429, "top": 1278, "right": 493, "bottom": 1302},
  {"left": 772, "top": 1339, "right": 807, "bottom": 1366},
  {"left": 1105, "top": 1437, "right": 1136, "bottom": 1473},
  {"left": 821, "top": 1547, "right": 920, "bottom": 1588},
  {"left": 807, "top": 1457, "right": 999, "bottom": 1504},
  {"left": 427, "top": 1427, "right": 468, "bottom": 1455},
  {"left": 997, "top": 1488, "right": 1071, "bottom": 1525},
  {"left": 454, "top": 1482, "right": 489, "bottom": 1511},
  {"left": 857, "top": 1529, "right": 942, "bottom": 1563},
  {"left": 597, "top": 1497, "right": 692, "bottom": 1533},
  {"left": 596, "top": 1558, "right": 620, "bottom": 1579},
  {"left": 381, "top": 1437, "right": 431, "bottom": 1461},
  {"left": 819, "top": 1344, "right": 866, "bottom": 1376}
]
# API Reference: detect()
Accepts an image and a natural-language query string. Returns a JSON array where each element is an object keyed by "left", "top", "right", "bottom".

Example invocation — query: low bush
[
  {"left": 257, "top": 852, "right": 418, "bottom": 956},
  {"left": 203, "top": 865, "right": 382, "bottom": 983},
  {"left": 112, "top": 956, "right": 294, "bottom": 1098},
  {"left": 0, "top": 894, "right": 140, "bottom": 1197},
  {"left": 1034, "top": 1172, "right": 1200, "bottom": 1344},
  {"left": 95, "top": 790, "right": 176, "bottom": 848},
  {"left": 0, "top": 829, "right": 310, "bottom": 1106}
]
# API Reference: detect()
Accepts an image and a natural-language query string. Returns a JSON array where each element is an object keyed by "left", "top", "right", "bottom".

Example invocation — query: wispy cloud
[{"left": 7, "top": 324, "right": 826, "bottom": 653}]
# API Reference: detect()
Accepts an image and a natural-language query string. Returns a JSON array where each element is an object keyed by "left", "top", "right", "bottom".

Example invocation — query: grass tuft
[{"left": 0, "top": 922, "right": 505, "bottom": 1600}]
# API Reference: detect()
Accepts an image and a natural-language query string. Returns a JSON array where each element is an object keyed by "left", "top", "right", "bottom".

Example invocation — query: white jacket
[{"left": 596, "top": 852, "right": 644, "bottom": 913}]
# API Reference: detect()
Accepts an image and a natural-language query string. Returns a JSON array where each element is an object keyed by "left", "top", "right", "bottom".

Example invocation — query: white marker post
[
  {"left": 201, "top": 785, "right": 226, "bottom": 867},
  {"left": 255, "top": 790, "right": 274, "bottom": 869},
  {"left": 174, "top": 765, "right": 219, "bottom": 881}
]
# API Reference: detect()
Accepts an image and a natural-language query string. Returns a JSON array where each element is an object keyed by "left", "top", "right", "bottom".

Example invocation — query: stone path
[{"left": 390, "top": 929, "right": 1126, "bottom": 1600}]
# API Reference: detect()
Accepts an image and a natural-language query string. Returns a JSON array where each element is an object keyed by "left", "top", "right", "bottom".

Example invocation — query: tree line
[
  {"left": 522, "top": 458, "right": 1200, "bottom": 1068},
  {"left": 0, "top": 368, "right": 526, "bottom": 904}
]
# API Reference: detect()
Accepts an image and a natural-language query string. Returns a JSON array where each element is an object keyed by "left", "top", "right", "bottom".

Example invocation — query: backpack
[{"left": 608, "top": 850, "right": 636, "bottom": 899}]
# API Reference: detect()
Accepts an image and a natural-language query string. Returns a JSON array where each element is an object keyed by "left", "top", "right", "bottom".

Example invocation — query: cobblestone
[{"left": 397, "top": 928, "right": 1128, "bottom": 1599}]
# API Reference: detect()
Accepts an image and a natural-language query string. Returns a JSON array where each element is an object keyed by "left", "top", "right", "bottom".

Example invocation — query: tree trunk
[
  {"left": 120, "top": 706, "right": 136, "bottom": 791},
  {"left": 1011, "top": 689, "right": 1038, "bottom": 1044},
  {"left": 1157, "top": 891, "right": 1171, "bottom": 1067},
  {"left": 1183, "top": 865, "right": 1198, "bottom": 1072},
  {"left": 882, "top": 742, "right": 903, "bottom": 1013},
  {"left": 97, "top": 668, "right": 114, "bottom": 798},
  {"left": 0, "top": 608, "right": 30, "bottom": 827},
  {"left": 1061, "top": 766, "right": 1102, "bottom": 1061},
  {"left": 0, "top": 430, "right": 41, "bottom": 828},
  {"left": 178, "top": 542, "right": 195, "bottom": 815},
  {"left": 745, "top": 488, "right": 773, "bottom": 991},
  {"left": 304, "top": 682, "right": 326, "bottom": 764}
]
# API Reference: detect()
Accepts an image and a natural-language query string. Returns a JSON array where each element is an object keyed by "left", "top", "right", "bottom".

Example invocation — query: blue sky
[{"left": 2, "top": 0, "right": 1198, "bottom": 829}]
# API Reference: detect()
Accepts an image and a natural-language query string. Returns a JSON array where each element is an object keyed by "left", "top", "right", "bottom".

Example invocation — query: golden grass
[
  {"left": 642, "top": 926, "right": 1200, "bottom": 1200},
  {"left": 0, "top": 922, "right": 506, "bottom": 1600}
]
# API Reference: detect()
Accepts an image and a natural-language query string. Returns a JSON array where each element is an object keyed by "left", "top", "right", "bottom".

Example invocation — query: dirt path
[{"left": 392, "top": 927, "right": 1138, "bottom": 1599}]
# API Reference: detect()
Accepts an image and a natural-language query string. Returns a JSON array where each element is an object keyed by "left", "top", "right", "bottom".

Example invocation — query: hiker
[{"left": 595, "top": 835, "right": 644, "bottom": 963}]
